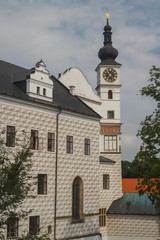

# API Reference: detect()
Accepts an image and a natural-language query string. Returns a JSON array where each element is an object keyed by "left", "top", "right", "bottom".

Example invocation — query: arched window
[
  {"left": 72, "top": 176, "right": 83, "bottom": 222},
  {"left": 108, "top": 90, "right": 113, "bottom": 99}
]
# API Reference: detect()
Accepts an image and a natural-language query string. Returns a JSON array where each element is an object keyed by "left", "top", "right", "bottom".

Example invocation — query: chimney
[{"left": 69, "top": 86, "right": 75, "bottom": 95}]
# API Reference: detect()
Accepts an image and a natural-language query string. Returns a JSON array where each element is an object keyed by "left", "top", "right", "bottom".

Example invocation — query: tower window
[
  {"left": 104, "top": 135, "right": 117, "bottom": 152},
  {"left": 99, "top": 208, "right": 106, "bottom": 227},
  {"left": 43, "top": 88, "right": 46, "bottom": 96},
  {"left": 37, "top": 86, "right": 40, "bottom": 94},
  {"left": 107, "top": 111, "right": 114, "bottom": 119},
  {"left": 108, "top": 90, "right": 113, "bottom": 99},
  {"left": 72, "top": 177, "right": 83, "bottom": 223},
  {"left": 6, "top": 126, "right": 15, "bottom": 147},
  {"left": 103, "top": 174, "right": 109, "bottom": 189}
]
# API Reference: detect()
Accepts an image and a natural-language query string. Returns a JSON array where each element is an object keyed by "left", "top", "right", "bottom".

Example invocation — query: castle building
[
  {"left": 0, "top": 59, "right": 101, "bottom": 240},
  {"left": 59, "top": 13, "right": 122, "bottom": 238},
  {"left": 1, "top": 12, "right": 157, "bottom": 240}
]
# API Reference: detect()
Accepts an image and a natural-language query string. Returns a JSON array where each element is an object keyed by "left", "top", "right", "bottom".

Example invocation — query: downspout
[{"left": 54, "top": 107, "right": 61, "bottom": 240}]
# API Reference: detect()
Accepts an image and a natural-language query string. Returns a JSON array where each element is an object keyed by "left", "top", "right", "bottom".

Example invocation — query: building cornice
[
  {"left": 96, "top": 83, "right": 122, "bottom": 90},
  {"left": 0, "top": 94, "right": 100, "bottom": 122},
  {"left": 77, "top": 94, "right": 101, "bottom": 105},
  {"left": 100, "top": 122, "right": 122, "bottom": 126}
]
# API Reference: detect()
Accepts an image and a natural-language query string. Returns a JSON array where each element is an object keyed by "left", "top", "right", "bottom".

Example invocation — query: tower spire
[
  {"left": 103, "top": 11, "right": 112, "bottom": 45},
  {"left": 98, "top": 13, "right": 120, "bottom": 65}
]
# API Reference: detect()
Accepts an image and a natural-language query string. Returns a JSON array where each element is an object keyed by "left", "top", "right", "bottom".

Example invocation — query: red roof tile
[
  {"left": 122, "top": 178, "right": 140, "bottom": 193},
  {"left": 122, "top": 178, "right": 159, "bottom": 193}
]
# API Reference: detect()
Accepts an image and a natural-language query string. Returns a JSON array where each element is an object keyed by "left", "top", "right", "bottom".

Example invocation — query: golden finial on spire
[
  {"left": 106, "top": 8, "right": 109, "bottom": 20},
  {"left": 106, "top": 12, "right": 109, "bottom": 20}
]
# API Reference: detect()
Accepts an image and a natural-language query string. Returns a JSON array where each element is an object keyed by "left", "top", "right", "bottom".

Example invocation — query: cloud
[
  {"left": 121, "top": 133, "right": 141, "bottom": 161},
  {"left": 0, "top": 0, "right": 159, "bottom": 161}
]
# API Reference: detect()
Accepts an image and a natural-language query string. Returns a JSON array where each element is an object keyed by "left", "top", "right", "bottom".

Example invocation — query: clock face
[{"left": 103, "top": 68, "right": 118, "bottom": 82}]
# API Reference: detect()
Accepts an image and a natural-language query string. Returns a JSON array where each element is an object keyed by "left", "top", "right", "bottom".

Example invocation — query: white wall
[{"left": 0, "top": 96, "right": 100, "bottom": 239}]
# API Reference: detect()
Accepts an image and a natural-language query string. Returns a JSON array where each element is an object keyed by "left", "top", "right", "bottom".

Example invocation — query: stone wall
[
  {"left": 0, "top": 97, "right": 100, "bottom": 240},
  {"left": 99, "top": 154, "right": 122, "bottom": 237},
  {"left": 106, "top": 214, "right": 160, "bottom": 240}
]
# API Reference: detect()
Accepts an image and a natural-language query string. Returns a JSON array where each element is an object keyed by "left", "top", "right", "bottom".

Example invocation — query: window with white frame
[
  {"left": 104, "top": 135, "right": 117, "bottom": 152},
  {"left": 43, "top": 88, "right": 46, "bottom": 96},
  {"left": 107, "top": 111, "right": 114, "bottom": 119},
  {"left": 37, "top": 86, "right": 40, "bottom": 94}
]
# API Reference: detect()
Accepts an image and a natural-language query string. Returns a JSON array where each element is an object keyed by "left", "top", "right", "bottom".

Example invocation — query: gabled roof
[
  {"left": 108, "top": 193, "right": 159, "bottom": 216},
  {"left": 52, "top": 75, "right": 101, "bottom": 117},
  {"left": 0, "top": 60, "right": 101, "bottom": 119},
  {"left": 59, "top": 67, "right": 101, "bottom": 104}
]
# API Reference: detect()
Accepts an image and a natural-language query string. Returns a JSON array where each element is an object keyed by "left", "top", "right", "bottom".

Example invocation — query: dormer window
[
  {"left": 26, "top": 60, "right": 54, "bottom": 102},
  {"left": 37, "top": 87, "right": 40, "bottom": 94},
  {"left": 43, "top": 88, "right": 46, "bottom": 96}
]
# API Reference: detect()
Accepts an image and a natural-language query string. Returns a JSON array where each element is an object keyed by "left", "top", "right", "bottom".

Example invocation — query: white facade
[
  {"left": 59, "top": 65, "right": 122, "bottom": 152},
  {"left": 1, "top": 13, "right": 159, "bottom": 240},
  {"left": 106, "top": 214, "right": 160, "bottom": 240},
  {"left": 0, "top": 93, "right": 101, "bottom": 240},
  {"left": 0, "top": 57, "right": 103, "bottom": 240},
  {"left": 95, "top": 64, "right": 121, "bottom": 123},
  {"left": 59, "top": 61, "right": 123, "bottom": 239},
  {"left": 59, "top": 67, "right": 102, "bottom": 115},
  {"left": 27, "top": 60, "right": 54, "bottom": 102}
]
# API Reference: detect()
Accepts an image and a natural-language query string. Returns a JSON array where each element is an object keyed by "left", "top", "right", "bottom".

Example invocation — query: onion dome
[{"left": 98, "top": 13, "right": 119, "bottom": 65}]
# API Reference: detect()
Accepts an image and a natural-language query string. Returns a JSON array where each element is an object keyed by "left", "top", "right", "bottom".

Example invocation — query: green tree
[
  {"left": 135, "top": 66, "right": 160, "bottom": 206},
  {"left": 122, "top": 160, "right": 132, "bottom": 178},
  {"left": 0, "top": 131, "right": 33, "bottom": 239},
  {"left": 122, "top": 159, "right": 146, "bottom": 178},
  {"left": 0, "top": 131, "right": 49, "bottom": 239}
]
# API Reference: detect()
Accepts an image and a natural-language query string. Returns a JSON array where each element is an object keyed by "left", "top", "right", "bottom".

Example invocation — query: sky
[{"left": 0, "top": 0, "right": 159, "bottom": 161}]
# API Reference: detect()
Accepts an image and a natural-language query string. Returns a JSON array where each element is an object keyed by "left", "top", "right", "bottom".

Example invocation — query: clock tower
[
  {"left": 96, "top": 12, "right": 122, "bottom": 155},
  {"left": 58, "top": 14, "right": 123, "bottom": 235}
]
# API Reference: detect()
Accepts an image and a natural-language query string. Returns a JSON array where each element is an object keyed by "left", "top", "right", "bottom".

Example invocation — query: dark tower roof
[{"left": 98, "top": 13, "right": 121, "bottom": 66}]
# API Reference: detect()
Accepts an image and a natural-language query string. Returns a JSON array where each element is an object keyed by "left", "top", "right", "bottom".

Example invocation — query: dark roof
[
  {"left": 99, "top": 156, "right": 115, "bottom": 164},
  {"left": 97, "top": 59, "right": 121, "bottom": 67},
  {"left": 0, "top": 60, "right": 30, "bottom": 99},
  {"left": 97, "top": 18, "right": 121, "bottom": 67},
  {"left": 0, "top": 60, "right": 101, "bottom": 119},
  {"left": 51, "top": 76, "right": 101, "bottom": 117},
  {"left": 108, "top": 193, "right": 159, "bottom": 216}
]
